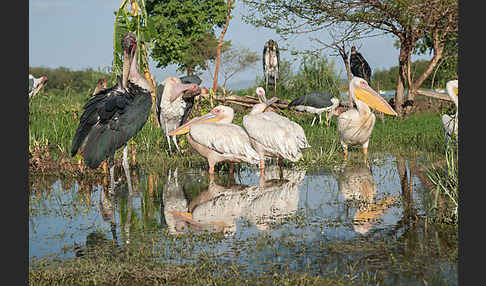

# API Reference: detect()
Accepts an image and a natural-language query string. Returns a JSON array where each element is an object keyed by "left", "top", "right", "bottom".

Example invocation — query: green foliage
[
  {"left": 145, "top": 0, "right": 230, "bottom": 74},
  {"left": 29, "top": 66, "right": 113, "bottom": 94}
]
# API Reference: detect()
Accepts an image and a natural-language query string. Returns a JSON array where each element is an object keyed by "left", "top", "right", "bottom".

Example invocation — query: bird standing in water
[
  {"left": 166, "top": 105, "right": 260, "bottom": 181},
  {"left": 337, "top": 77, "right": 397, "bottom": 163},
  {"left": 243, "top": 87, "right": 310, "bottom": 178},
  {"left": 71, "top": 33, "right": 153, "bottom": 194}
]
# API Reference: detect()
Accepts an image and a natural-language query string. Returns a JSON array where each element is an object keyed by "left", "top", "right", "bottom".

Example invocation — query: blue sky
[{"left": 29, "top": 0, "right": 429, "bottom": 90}]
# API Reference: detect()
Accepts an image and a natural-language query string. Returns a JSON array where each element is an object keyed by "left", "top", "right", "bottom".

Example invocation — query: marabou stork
[
  {"left": 441, "top": 79, "right": 459, "bottom": 145},
  {"left": 71, "top": 33, "right": 153, "bottom": 194},
  {"left": 243, "top": 87, "right": 310, "bottom": 178},
  {"left": 288, "top": 92, "right": 340, "bottom": 126},
  {"left": 263, "top": 39, "right": 280, "bottom": 97},
  {"left": 337, "top": 77, "right": 397, "bottom": 163},
  {"left": 156, "top": 75, "right": 201, "bottom": 152},
  {"left": 29, "top": 74, "right": 48, "bottom": 98},
  {"left": 166, "top": 105, "right": 260, "bottom": 180},
  {"left": 350, "top": 46, "right": 372, "bottom": 83}
]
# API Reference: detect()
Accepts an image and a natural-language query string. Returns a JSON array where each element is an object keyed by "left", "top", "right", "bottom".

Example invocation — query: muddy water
[{"left": 29, "top": 154, "right": 457, "bottom": 284}]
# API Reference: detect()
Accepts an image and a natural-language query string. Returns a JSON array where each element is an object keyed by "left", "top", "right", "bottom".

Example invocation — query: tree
[
  {"left": 145, "top": 0, "right": 228, "bottom": 75},
  {"left": 212, "top": 0, "right": 234, "bottom": 91},
  {"left": 219, "top": 46, "right": 259, "bottom": 88},
  {"left": 242, "top": 0, "right": 458, "bottom": 116}
]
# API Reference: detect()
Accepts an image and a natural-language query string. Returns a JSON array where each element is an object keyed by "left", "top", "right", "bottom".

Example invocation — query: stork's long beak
[
  {"left": 354, "top": 84, "right": 398, "bottom": 116},
  {"left": 166, "top": 111, "right": 220, "bottom": 136},
  {"left": 169, "top": 83, "right": 199, "bottom": 102}
]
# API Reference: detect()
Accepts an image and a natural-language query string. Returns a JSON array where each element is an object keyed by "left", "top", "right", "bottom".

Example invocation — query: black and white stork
[
  {"left": 263, "top": 39, "right": 280, "bottom": 97},
  {"left": 29, "top": 74, "right": 48, "bottom": 98},
  {"left": 288, "top": 91, "right": 340, "bottom": 126},
  {"left": 350, "top": 46, "right": 372, "bottom": 83},
  {"left": 71, "top": 33, "right": 153, "bottom": 194},
  {"left": 155, "top": 75, "right": 201, "bottom": 152}
]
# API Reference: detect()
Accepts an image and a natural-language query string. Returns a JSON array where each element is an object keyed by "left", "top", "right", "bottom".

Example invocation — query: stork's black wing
[
  {"left": 72, "top": 79, "right": 152, "bottom": 169},
  {"left": 179, "top": 75, "right": 202, "bottom": 125},
  {"left": 288, "top": 92, "right": 334, "bottom": 108},
  {"left": 350, "top": 52, "right": 372, "bottom": 82},
  {"left": 155, "top": 83, "right": 164, "bottom": 126}
]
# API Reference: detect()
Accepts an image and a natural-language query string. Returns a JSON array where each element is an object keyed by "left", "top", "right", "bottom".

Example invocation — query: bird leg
[
  {"left": 123, "top": 145, "right": 134, "bottom": 194},
  {"left": 311, "top": 116, "right": 316, "bottom": 126},
  {"left": 228, "top": 163, "right": 235, "bottom": 185},
  {"left": 318, "top": 113, "right": 322, "bottom": 125},
  {"left": 259, "top": 159, "right": 265, "bottom": 179},
  {"left": 209, "top": 164, "right": 215, "bottom": 182},
  {"left": 343, "top": 146, "right": 348, "bottom": 161},
  {"left": 172, "top": 135, "right": 180, "bottom": 152},
  {"left": 362, "top": 147, "right": 368, "bottom": 164},
  {"left": 166, "top": 136, "right": 172, "bottom": 153},
  {"left": 108, "top": 156, "right": 116, "bottom": 195}
]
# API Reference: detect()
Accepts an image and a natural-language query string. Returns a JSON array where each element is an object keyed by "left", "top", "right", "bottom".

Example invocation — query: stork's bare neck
[
  {"left": 120, "top": 33, "right": 152, "bottom": 92},
  {"left": 128, "top": 51, "right": 152, "bottom": 91}
]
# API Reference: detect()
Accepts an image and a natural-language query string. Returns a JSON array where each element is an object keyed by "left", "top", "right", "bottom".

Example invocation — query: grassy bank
[{"left": 29, "top": 85, "right": 446, "bottom": 175}]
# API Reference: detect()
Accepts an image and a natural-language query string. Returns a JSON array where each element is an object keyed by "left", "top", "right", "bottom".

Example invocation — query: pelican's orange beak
[
  {"left": 166, "top": 111, "right": 220, "bottom": 136},
  {"left": 354, "top": 83, "right": 398, "bottom": 116}
]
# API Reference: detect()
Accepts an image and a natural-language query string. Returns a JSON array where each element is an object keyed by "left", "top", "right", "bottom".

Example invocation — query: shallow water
[{"left": 29, "top": 154, "right": 457, "bottom": 284}]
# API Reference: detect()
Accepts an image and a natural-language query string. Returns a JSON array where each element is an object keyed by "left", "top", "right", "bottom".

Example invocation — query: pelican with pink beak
[
  {"left": 337, "top": 77, "right": 398, "bottom": 162},
  {"left": 166, "top": 105, "right": 260, "bottom": 180}
]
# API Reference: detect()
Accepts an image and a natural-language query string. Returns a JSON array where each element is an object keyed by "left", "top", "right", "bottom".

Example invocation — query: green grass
[{"left": 29, "top": 86, "right": 447, "bottom": 173}]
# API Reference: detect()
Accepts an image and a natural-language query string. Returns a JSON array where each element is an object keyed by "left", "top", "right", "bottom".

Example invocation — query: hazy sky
[{"left": 29, "top": 0, "right": 429, "bottom": 89}]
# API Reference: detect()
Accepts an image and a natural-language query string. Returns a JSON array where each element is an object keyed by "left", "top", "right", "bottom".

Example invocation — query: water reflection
[
  {"left": 163, "top": 166, "right": 306, "bottom": 236},
  {"left": 336, "top": 163, "right": 397, "bottom": 234},
  {"left": 29, "top": 154, "right": 457, "bottom": 284}
]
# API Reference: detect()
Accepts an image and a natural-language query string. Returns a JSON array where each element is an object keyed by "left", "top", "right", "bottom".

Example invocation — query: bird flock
[{"left": 61, "top": 34, "right": 458, "bottom": 193}]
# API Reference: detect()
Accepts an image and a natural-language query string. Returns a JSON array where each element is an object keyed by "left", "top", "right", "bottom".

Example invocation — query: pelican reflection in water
[
  {"left": 337, "top": 164, "right": 396, "bottom": 235},
  {"left": 162, "top": 168, "right": 306, "bottom": 235}
]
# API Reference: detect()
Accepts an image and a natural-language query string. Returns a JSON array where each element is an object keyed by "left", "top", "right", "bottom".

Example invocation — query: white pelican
[
  {"left": 157, "top": 76, "right": 200, "bottom": 152},
  {"left": 243, "top": 87, "right": 310, "bottom": 177},
  {"left": 441, "top": 79, "right": 458, "bottom": 145},
  {"left": 166, "top": 105, "right": 260, "bottom": 179},
  {"left": 337, "top": 77, "right": 397, "bottom": 162},
  {"left": 288, "top": 91, "right": 340, "bottom": 126}
]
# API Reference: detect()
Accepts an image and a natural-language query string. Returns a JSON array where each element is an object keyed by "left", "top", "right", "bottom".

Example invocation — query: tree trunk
[
  {"left": 338, "top": 46, "right": 353, "bottom": 107},
  {"left": 212, "top": 0, "right": 232, "bottom": 92},
  {"left": 395, "top": 38, "right": 413, "bottom": 116},
  {"left": 408, "top": 38, "right": 444, "bottom": 101}
]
